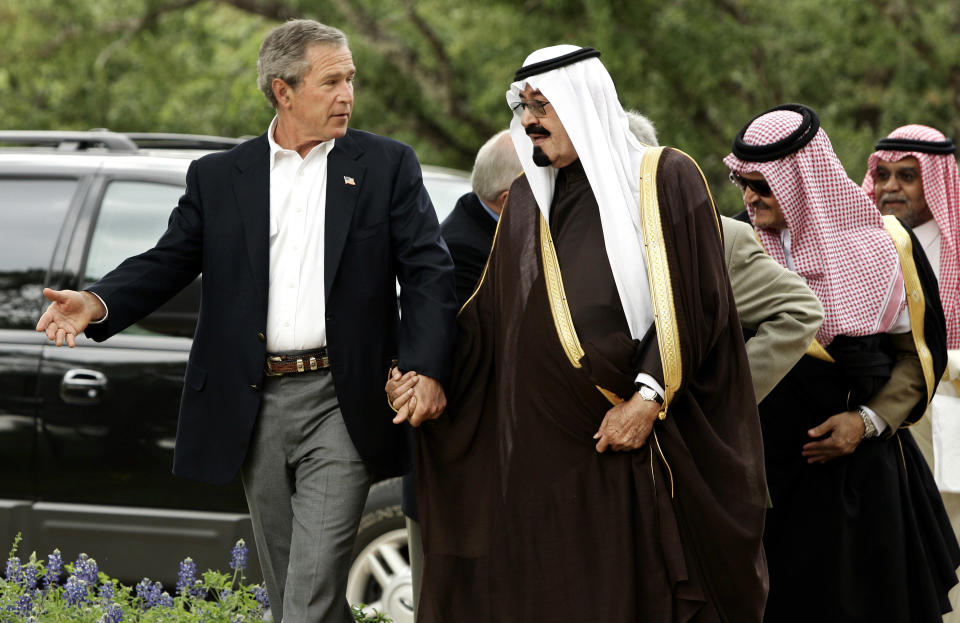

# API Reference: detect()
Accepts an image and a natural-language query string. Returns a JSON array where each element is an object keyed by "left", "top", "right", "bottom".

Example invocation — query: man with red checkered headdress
[
  {"left": 864, "top": 125, "right": 960, "bottom": 621},
  {"left": 724, "top": 104, "right": 958, "bottom": 622}
]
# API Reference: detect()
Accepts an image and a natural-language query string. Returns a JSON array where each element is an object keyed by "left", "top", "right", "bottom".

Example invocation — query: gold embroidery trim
[
  {"left": 882, "top": 215, "right": 936, "bottom": 409},
  {"left": 639, "top": 147, "right": 681, "bottom": 418},
  {"left": 457, "top": 183, "right": 514, "bottom": 316},
  {"left": 805, "top": 339, "right": 835, "bottom": 363},
  {"left": 669, "top": 147, "right": 721, "bottom": 237},
  {"left": 539, "top": 213, "right": 585, "bottom": 369}
]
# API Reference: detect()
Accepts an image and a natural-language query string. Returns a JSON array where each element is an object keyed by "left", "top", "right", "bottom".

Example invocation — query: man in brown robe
[{"left": 407, "top": 46, "right": 768, "bottom": 622}]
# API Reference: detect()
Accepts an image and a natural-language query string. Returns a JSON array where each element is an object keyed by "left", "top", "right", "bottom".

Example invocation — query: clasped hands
[
  {"left": 385, "top": 372, "right": 662, "bottom": 450},
  {"left": 385, "top": 368, "right": 446, "bottom": 427},
  {"left": 802, "top": 410, "right": 865, "bottom": 464}
]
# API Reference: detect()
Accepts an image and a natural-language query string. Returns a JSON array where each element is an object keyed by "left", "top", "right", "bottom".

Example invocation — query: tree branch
[
  {"left": 216, "top": 0, "right": 301, "bottom": 21},
  {"left": 95, "top": 0, "right": 205, "bottom": 69}
]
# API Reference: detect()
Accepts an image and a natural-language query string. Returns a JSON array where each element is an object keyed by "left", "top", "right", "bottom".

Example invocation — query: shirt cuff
[
  {"left": 858, "top": 405, "right": 889, "bottom": 435},
  {"left": 634, "top": 373, "right": 665, "bottom": 401},
  {"left": 85, "top": 291, "right": 109, "bottom": 324}
]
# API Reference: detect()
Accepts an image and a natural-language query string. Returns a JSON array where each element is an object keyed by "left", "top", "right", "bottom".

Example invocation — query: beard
[
  {"left": 526, "top": 124, "right": 553, "bottom": 167},
  {"left": 532, "top": 146, "right": 552, "bottom": 167},
  {"left": 878, "top": 194, "right": 931, "bottom": 228}
]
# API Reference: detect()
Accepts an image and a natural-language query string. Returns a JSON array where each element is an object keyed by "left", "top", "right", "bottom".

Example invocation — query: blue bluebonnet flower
[
  {"left": 64, "top": 575, "right": 88, "bottom": 605},
  {"left": 135, "top": 578, "right": 163, "bottom": 608},
  {"left": 229, "top": 539, "right": 248, "bottom": 572},
  {"left": 99, "top": 603, "right": 123, "bottom": 623},
  {"left": 99, "top": 581, "right": 115, "bottom": 602},
  {"left": 253, "top": 584, "right": 270, "bottom": 611},
  {"left": 176, "top": 557, "right": 198, "bottom": 595},
  {"left": 221, "top": 587, "right": 233, "bottom": 599},
  {"left": 158, "top": 591, "right": 174, "bottom": 608},
  {"left": 44, "top": 549, "right": 63, "bottom": 588},
  {"left": 74, "top": 553, "right": 99, "bottom": 584},
  {"left": 14, "top": 593, "right": 33, "bottom": 617},
  {"left": 4, "top": 557, "right": 22, "bottom": 584},
  {"left": 22, "top": 565, "right": 38, "bottom": 590}
]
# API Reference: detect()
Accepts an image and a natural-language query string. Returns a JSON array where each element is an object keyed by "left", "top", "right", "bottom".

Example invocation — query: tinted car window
[
  {"left": 84, "top": 180, "right": 198, "bottom": 338},
  {"left": 0, "top": 178, "right": 77, "bottom": 329},
  {"left": 84, "top": 181, "right": 184, "bottom": 282}
]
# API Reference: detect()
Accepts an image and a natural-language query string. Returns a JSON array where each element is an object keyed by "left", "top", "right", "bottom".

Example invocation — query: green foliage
[{"left": 3, "top": 0, "right": 959, "bottom": 213}]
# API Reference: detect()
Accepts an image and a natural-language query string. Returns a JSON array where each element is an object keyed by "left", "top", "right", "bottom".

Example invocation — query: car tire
[{"left": 347, "top": 477, "right": 414, "bottom": 623}]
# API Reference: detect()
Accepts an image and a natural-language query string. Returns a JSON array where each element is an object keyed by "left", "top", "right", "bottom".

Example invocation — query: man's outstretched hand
[{"left": 36, "top": 288, "right": 106, "bottom": 347}]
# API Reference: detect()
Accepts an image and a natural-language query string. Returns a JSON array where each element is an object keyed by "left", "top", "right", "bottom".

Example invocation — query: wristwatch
[
  {"left": 634, "top": 382, "right": 664, "bottom": 405},
  {"left": 857, "top": 407, "right": 878, "bottom": 439}
]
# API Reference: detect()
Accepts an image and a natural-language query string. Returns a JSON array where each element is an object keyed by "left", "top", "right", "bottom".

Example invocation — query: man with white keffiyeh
[
  {"left": 724, "top": 104, "right": 958, "bottom": 622},
  {"left": 863, "top": 124, "right": 960, "bottom": 622},
  {"left": 413, "top": 45, "right": 768, "bottom": 622}
]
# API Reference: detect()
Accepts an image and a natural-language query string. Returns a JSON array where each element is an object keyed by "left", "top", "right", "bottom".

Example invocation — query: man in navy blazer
[{"left": 36, "top": 19, "right": 456, "bottom": 623}]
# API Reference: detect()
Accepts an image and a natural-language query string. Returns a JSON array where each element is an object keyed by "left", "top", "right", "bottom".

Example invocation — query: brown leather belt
[{"left": 264, "top": 348, "right": 330, "bottom": 376}]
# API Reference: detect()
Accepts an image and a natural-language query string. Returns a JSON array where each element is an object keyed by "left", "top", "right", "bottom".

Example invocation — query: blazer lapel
[
  {"left": 232, "top": 134, "right": 271, "bottom": 298},
  {"left": 325, "top": 131, "right": 366, "bottom": 302}
]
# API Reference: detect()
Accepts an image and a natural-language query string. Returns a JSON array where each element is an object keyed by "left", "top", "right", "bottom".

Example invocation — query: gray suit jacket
[{"left": 722, "top": 216, "right": 824, "bottom": 402}]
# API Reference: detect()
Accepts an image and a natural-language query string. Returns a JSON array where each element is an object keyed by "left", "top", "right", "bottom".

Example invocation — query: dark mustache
[{"left": 526, "top": 124, "right": 550, "bottom": 137}]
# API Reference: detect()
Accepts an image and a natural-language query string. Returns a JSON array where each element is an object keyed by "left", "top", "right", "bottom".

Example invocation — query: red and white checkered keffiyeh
[
  {"left": 863, "top": 124, "right": 960, "bottom": 349},
  {"left": 723, "top": 109, "right": 905, "bottom": 347}
]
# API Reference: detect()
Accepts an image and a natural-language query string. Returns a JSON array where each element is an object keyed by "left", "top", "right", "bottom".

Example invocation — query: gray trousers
[{"left": 242, "top": 371, "right": 371, "bottom": 623}]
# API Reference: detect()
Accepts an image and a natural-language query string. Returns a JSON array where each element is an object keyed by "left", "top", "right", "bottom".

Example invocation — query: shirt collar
[
  {"left": 267, "top": 116, "right": 335, "bottom": 170},
  {"left": 913, "top": 218, "right": 941, "bottom": 252},
  {"left": 478, "top": 197, "right": 500, "bottom": 222}
]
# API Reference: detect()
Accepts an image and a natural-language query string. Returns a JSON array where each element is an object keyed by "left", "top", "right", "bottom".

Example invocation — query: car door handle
[{"left": 60, "top": 369, "right": 108, "bottom": 404}]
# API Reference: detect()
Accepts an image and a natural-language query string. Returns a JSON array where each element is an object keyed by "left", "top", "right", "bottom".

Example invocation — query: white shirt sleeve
[
  {"left": 858, "top": 404, "right": 889, "bottom": 436},
  {"left": 85, "top": 291, "right": 109, "bottom": 324},
  {"left": 633, "top": 372, "right": 665, "bottom": 400}
]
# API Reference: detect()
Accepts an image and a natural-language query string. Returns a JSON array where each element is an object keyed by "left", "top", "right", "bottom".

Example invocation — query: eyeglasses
[
  {"left": 729, "top": 172, "right": 773, "bottom": 198},
  {"left": 511, "top": 99, "right": 552, "bottom": 118}
]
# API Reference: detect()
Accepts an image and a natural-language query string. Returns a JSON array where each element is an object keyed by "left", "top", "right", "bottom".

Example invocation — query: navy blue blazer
[
  {"left": 440, "top": 192, "right": 498, "bottom": 306},
  {"left": 85, "top": 129, "right": 457, "bottom": 484}
]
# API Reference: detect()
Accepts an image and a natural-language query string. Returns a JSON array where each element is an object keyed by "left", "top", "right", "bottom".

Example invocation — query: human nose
[
  {"left": 520, "top": 105, "right": 538, "bottom": 126},
  {"left": 742, "top": 186, "right": 758, "bottom": 204},
  {"left": 338, "top": 81, "right": 354, "bottom": 103},
  {"left": 881, "top": 174, "right": 900, "bottom": 192}
]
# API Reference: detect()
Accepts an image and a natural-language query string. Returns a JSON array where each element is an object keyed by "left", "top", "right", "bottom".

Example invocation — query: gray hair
[
  {"left": 471, "top": 130, "right": 522, "bottom": 203},
  {"left": 257, "top": 19, "right": 348, "bottom": 108},
  {"left": 625, "top": 109, "right": 659, "bottom": 146}
]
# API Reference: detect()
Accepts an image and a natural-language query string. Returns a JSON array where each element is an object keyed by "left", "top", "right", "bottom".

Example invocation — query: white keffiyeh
[{"left": 506, "top": 45, "right": 654, "bottom": 340}]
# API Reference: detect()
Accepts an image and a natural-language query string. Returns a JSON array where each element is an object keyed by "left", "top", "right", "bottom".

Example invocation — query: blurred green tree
[{"left": 2, "top": 0, "right": 958, "bottom": 212}]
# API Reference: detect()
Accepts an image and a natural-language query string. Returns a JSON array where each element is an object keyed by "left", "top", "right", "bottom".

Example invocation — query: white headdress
[{"left": 507, "top": 45, "right": 653, "bottom": 339}]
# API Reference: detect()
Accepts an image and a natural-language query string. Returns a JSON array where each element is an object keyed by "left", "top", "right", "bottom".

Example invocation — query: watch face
[{"left": 639, "top": 386, "right": 656, "bottom": 401}]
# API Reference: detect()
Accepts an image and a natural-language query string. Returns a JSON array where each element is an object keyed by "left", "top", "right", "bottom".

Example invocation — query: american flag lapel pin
[{"left": 343, "top": 176, "right": 356, "bottom": 186}]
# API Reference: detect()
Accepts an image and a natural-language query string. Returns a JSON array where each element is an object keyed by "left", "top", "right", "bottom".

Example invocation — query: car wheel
[{"left": 347, "top": 477, "right": 414, "bottom": 623}]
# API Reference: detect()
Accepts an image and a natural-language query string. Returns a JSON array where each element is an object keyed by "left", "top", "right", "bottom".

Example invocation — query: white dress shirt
[
  {"left": 266, "top": 116, "right": 334, "bottom": 352},
  {"left": 913, "top": 218, "right": 942, "bottom": 280}
]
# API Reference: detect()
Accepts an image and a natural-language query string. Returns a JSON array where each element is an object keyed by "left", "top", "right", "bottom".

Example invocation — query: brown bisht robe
[{"left": 415, "top": 147, "right": 768, "bottom": 622}]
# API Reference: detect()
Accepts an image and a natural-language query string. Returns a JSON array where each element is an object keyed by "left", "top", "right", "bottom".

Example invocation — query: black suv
[{"left": 0, "top": 130, "right": 470, "bottom": 623}]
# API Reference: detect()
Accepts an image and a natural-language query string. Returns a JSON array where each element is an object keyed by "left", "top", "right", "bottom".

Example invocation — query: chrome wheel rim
[{"left": 346, "top": 528, "right": 414, "bottom": 623}]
